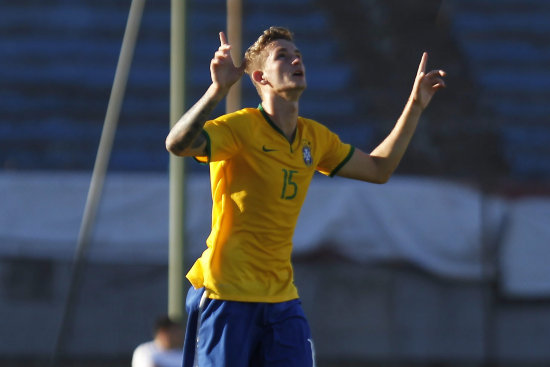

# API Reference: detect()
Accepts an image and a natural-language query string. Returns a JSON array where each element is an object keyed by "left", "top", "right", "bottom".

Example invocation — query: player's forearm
[
  {"left": 370, "top": 99, "right": 423, "bottom": 179},
  {"left": 166, "top": 84, "right": 227, "bottom": 155}
]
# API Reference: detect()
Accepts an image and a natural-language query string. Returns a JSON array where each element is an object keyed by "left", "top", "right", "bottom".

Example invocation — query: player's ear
[{"left": 252, "top": 70, "right": 267, "bottom": 85}]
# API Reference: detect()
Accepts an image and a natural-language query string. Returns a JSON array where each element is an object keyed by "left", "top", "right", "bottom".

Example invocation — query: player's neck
[{"left": 261, "top": 96, "right": 299, "bottom": 141}]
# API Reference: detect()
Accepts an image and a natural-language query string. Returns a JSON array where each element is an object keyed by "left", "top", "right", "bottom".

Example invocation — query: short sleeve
[
  {"left": 194, "top": 117, "right": 241, "bottom": 163},
  {"left": 315, "top": 126, "right": 355, "bottom": 177}
]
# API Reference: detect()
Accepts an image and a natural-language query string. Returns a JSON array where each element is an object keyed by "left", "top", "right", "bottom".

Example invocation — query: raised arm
[
  {"left": 337, "top": 52, "right": 446, "bottom": 183},
  {"left": 166, "top": 32, "right": 246, "bottom": 157}
]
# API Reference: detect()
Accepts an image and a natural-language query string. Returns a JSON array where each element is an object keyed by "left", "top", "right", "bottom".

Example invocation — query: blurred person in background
[
  {"left": 166, "top": 26, "right": 446, "bottom": 366},
  {"left": 131, "top": 315, "right": 183, "bottom": 367}
]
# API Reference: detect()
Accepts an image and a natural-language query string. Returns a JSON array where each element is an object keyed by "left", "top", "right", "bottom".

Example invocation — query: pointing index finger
[
  {"left": 417, "top": 52, "right": 428, "bottom": 76},
  {"left": 219, "top": 31, "right": 228, "bottom": 46}
]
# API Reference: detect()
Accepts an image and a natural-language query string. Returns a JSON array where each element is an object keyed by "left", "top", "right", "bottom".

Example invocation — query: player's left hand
[{"left": 409, "top": 52, "right": 446, "bottom": 110}]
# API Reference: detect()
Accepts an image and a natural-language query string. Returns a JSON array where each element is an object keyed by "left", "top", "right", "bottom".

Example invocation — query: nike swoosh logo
[{"left": 262, "top": 145, "right": 278, "bottom": 152}]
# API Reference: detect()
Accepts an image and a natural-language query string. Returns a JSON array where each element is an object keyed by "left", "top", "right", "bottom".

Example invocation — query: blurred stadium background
[{"left": 2, "top": 0, "right": 550, "bottom": 366}]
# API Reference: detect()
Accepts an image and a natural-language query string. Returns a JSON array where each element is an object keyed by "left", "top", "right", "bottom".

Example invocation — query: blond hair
[{"left": 244, "top": 27, "right": 294, "bottom": 94}]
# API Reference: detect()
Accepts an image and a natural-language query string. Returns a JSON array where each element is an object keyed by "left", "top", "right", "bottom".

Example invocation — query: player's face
[{"left": 261, "top": 39, "right": 307, "bottom": 96}]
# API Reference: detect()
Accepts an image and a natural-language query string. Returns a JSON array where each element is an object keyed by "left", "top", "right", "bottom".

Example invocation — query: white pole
[
  {"left": 51, "top": 0, "right": 146, "bottom": 364},
  {"left": 168, "top": 0, "right": 187, "bottom": 321}
]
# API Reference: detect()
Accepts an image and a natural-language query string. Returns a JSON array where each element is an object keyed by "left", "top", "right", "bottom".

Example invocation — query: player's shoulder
[
  {"left": 298, "top": 115, "right": 332, "bottom": 134},
  {"left": 217, "top": 107, "right": 260, "bottom": 124},
  {"left": 207, "top": 108, "right": 260, "bottom": 132}
]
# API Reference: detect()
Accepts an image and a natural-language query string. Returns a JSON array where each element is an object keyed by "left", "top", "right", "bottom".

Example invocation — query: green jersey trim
[
  {"left": 192, "top": 129, "right": 211, "bottom": 165},
  {"left": 258, "top": 103, "right": 296, "bottom": 144},
  {"left": 329, "top": 145, "right": 355, "bottom": 177}
]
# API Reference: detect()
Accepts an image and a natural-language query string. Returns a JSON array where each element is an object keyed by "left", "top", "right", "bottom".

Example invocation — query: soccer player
[{"left": 166, "top": 26, "right": 445, "bottom": 367}]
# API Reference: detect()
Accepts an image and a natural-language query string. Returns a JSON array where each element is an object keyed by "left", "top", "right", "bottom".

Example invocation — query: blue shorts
[{"left": 182, "top": 287, "right": 316, "bottom": 367}]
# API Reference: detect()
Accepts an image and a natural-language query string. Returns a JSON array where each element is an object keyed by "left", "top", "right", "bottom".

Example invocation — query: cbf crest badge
[{"left": 302, "top": 140, "right": 312, "bottom": 166}]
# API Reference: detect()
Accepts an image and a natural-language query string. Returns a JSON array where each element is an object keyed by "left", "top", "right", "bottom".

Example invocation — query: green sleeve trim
[
  {"left": 329, "top": 145, "right": 355, "bottom": 177},
  {"left": 192, "top": 129, "right": 211, "bottom": 165}
]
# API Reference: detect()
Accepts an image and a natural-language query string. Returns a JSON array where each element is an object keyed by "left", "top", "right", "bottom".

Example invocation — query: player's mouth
[{"left": 292, "top": 70, "right": 305, "bottom": 77}]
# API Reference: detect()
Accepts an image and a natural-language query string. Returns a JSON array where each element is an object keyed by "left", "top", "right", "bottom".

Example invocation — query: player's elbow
[
  {"left": 165, "top": 136, "right": 177, "bottom": 154},
  {"left": 364, "top": 164, "right": 392, "bottom": 184},
  {"left": 370, "top": 174, "right": 391, "bottom": 184},
  {"left": 351, "top": 170, "right": 391, "bottom": 184},
  {"left": 372, "top": 160, "right": 397, "bottom": 184},
  {"left": 165, "top": 136, "right": 186, "bottom": 156}
]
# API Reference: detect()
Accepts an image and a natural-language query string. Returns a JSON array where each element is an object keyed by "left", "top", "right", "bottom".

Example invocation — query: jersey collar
[{"left": 258, "top": 103, "right": 297, "bottom": 144}]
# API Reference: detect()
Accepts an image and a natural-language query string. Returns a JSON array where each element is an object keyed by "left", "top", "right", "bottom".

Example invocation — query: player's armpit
[{"left": 334, "top": 148, "right": 391, "bottom": 184}]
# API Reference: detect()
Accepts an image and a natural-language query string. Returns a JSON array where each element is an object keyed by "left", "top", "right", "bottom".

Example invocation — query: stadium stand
[
  {"left": 316, "top": 0, "right": 508, "bottom": 179},
  {"left": 448, "top": 0, "right": 550, "bottom": 180},
  {"left": 1, "top": 0, "right": 548, "bottom": 180},
  {"left": 0, "top": 0, "right": 365, "bottom": 172},
  {"left": 0, "top": 0, "right": 171, "bottom": 171}
]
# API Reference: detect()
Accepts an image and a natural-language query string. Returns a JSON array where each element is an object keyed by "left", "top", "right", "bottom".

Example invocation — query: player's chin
[
  {"left": 295, "top": 77, "right": 307, "bottom": 89},
  {"left": 288, "top": 82, "right": 307, "bottom": 92},
  {"left": 285, "top": 75, "right": 306, "bottom": 88},
  {"left": 278, "top": 83, "right": 307, "bottom": 99}
]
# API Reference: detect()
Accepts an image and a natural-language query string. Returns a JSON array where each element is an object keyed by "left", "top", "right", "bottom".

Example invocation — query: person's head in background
[{"left": 153, "top": 315, "right": 183, "bottom": 350}]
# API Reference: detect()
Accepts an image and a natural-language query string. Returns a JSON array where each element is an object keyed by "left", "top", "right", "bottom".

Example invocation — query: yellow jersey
[{"left": 188, "top": 105, "right": 354, "bottom": 302}]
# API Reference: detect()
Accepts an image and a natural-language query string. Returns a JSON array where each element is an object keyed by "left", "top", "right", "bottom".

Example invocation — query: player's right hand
[{"left": 210, "top": 32, "right": 246, "bottom": 94}]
